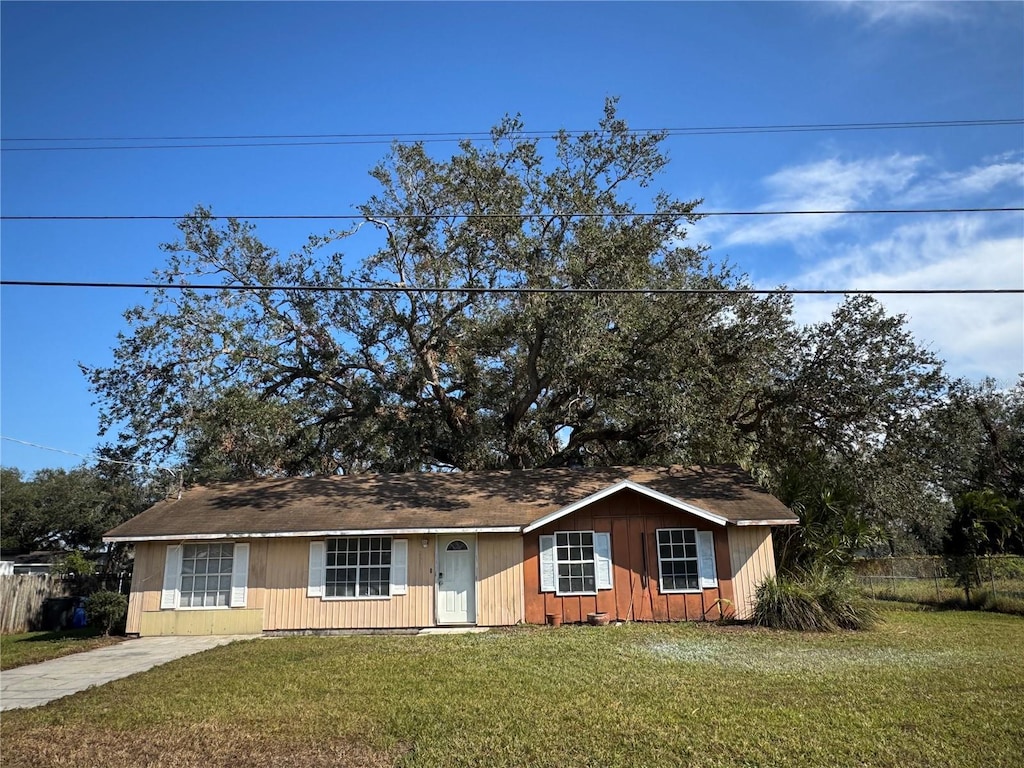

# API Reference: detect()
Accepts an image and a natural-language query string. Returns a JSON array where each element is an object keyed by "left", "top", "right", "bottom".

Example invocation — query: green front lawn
[
  {"left": 3, "top": 607, "right": 1022, "bottom": 767},
  {"left": 0, "top": 628, "right": 123, "bottom": 671}
]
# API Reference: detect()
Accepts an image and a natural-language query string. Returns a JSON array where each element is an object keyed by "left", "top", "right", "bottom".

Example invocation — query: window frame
[
  {"left": 322, "top": 536, "right": 394, "bottom": 601},
  {"left": 655, "top": 528, "right": 702, "bottom": 594},
  {"left": 163, "top": 540, "right": 251, "bottom": 614},
  {"left": 553, "top": 530, "right": 599, "bottom": 597},
  {"left": 177, "top": 542, "right": 236, "bottom": 611}
]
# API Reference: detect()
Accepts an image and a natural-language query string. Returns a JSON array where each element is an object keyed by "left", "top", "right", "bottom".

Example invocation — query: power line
[
  {"left": 2, "top": 118, "right": 1020, "bottom": 151},
  {"left": 3, "top": 207, "right": 1021, "bottom": 222},
  {"left": 1, "top": 280, "right": 1019, "bottom": 296},
  {"left": 0, "top": 436, "right": 177, "bottom": 473}
]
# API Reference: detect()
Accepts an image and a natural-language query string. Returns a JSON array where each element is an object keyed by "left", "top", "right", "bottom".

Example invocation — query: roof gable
[{"left": 522, "top": 480, "right": 728, "bottom": 533}]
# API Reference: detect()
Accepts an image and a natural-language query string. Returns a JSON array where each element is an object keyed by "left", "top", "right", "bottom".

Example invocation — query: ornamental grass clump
[{"left": 753, "top": 568, "right": 878, "bottom": 631}]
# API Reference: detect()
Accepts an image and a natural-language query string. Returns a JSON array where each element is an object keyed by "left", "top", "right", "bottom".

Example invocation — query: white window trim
[
  {"left": 176, "top": 605, "right": 233, "bottom": 611},
  {"left": 554, "top": 530, "right": 599, "bottom": 597},
  {"left": 313, "top": 536, "right": 408, "bottom": 601},
  {"left": 164, "top": 541, "right": 247, "bottom": 610},
  {"left": 656, "top": 528, "right": 702, "bottom": 594},
  {"left": 325, "top": 536, "right": 393, "bottom": 602},
  {"left": 321, "top": 594, "right": 393, "bottom": 602}
]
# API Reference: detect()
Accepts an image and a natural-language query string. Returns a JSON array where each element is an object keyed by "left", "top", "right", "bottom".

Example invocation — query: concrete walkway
[{"left": 1, "top": 635, "right": 250, "bottom": 711}]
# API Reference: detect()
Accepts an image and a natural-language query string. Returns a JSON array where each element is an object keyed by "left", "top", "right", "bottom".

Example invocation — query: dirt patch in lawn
[{"left": 2, "top": 723, "right": 405, "bottom": 768}]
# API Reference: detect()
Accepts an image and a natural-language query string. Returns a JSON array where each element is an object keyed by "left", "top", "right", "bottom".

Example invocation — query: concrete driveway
[{"left": 1, "top": 635, "right": 251, "bottom": 711}]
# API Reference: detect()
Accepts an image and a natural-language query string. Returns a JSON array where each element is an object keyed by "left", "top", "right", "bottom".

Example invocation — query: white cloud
[
  {"left": 832, "top": 1, "right": 968, "bottom": 25},
  {"left": 787, "top": 218, "right": 1024, "bottom": 384},
  {"left": 717, "top": 154, "right": 924, "bottom": 247},
  {"left": 901, "top": 156, "right": 1024, "bottom": 204},
  {"left": 693, "top": 152, "right": 1024, "bottom": 383}
]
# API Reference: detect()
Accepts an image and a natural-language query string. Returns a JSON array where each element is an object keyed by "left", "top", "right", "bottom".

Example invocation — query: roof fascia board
[
  {"left": 522, "top": 479, "right": 728, "bottom": 533},
  {"left": 103, "top": 526, "right": 522, "bottom": 543},
  {"left": 735, "top": 518, "right": 799, "bottom": 526}
]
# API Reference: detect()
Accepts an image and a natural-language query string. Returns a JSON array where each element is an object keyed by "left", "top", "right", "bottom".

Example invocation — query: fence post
[
  {"left": 990, "top": 557, "right": 997, "bottom": 599},
  {"left": 933, "top": 558, "right": 941, "bottom": 602}
]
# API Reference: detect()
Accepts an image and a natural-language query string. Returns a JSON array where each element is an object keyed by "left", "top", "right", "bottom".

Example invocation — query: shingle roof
[{"left": 103, "top": 465, "right": 797, "bottom": 541}]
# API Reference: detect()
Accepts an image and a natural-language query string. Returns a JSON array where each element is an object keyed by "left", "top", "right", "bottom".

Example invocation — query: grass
[
  {"left": 0, "top": 628, "right": 123, "bottom": 671},
  {"left": 2, "top": 608, "right": 1023, "bottom": 767},
  {"left": 859, "top": 576, "right": 1024, "bottom": 615}
]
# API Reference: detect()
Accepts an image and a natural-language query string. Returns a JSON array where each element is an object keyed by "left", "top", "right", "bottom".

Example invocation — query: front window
[
  {"left": 555, "top": 531, "right": 596, "bottom": 595},
  {"left": 326, "top": 537, "right": 392, "bottom": 597},
  {"left": 657, "top": 529, "right": 699, "bottom": 592},
  {"left": 180, "top": 543, "right": 234, "bottom": 607}
]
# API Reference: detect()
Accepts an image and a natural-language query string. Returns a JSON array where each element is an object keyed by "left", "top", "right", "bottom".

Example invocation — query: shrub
[
  {"left": 990, "top": 556, "right": 1024, "bottom": 581},
  {"left": 85, "top": 590, "right": 128, "bottom": 636},
  {"left": 754, "top": 568, "right": 879, "bottom": 631},
  {"left": 52, "top": 551, "right": 96, "bottom": 578}
]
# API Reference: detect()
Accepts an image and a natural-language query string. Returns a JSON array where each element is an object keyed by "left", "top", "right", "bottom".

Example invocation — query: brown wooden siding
[
  {"left": 523, "top": 489, "right": 736, "bottom": 624},
  {"left": 727, "top": 526, "right": 777, "bottom": 620},
  {"left": 477, "top": 534, "right": 525, "bottom": 625}
]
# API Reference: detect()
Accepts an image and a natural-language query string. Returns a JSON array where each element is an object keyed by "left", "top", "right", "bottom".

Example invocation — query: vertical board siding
[
  {"left": 247, "top": 539, "right": 269, "bottom": 610},
  {"left": 476, "top": 534, "right": 525, "bottom": 626},
  {"left": 131, "top": 539, "right": 265, "bottom": 635},
  {"left": 522, "top": 488, "right": 742, "bottom": 624},
  {"left": 727, "top": 526, "right": 777, "bottom": 620},
  {"left": 262, "top": 537, "right": 434, "bottom": 630},
  {"left": 126, "top": 541, "right": 167, "bottom": 634}
]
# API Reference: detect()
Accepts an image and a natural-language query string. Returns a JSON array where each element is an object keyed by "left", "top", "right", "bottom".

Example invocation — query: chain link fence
[{"left": 853, "top": 555, "right": 1024, "bottom": 613}]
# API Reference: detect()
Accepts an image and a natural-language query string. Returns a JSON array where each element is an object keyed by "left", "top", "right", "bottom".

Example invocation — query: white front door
[{"left": 437, "top": 535, "right": 476, "bottom": 624}]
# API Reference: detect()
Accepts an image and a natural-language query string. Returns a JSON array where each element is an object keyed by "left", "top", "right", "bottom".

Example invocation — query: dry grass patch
[{"left": 2, "top": 723, "right": 405, "bottom": 768}]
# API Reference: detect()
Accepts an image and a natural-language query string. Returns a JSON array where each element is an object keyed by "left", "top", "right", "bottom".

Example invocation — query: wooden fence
[{"left": 0, "top": 574, "right": 71, "bottom": 634}]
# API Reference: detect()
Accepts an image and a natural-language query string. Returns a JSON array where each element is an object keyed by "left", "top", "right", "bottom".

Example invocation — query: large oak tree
[{"left": 83, "top": 101, "right": 955, "bottom": 550}]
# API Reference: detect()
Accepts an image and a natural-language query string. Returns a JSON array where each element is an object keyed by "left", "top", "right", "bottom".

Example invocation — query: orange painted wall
[{"left": 523, "top": 489, "right": 736, "bottom": 624}]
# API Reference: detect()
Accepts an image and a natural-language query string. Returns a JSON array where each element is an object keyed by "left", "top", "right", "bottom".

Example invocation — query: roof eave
[
  {"left": 734, "top": 518, "right": 800, "bottom": 526},
  {"left": 103, "top": 525, "right": 523, "bottom": 543}
]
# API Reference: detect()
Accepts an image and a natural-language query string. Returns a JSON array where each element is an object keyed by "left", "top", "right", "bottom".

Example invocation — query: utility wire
[
  {"left": 3, "top": 207, "right": 1021, "bottom": 222},
  {"left": 0, "top": 436, "right": 177, "bottom": 474},
  {"left": 1, "top": 280, "right": 1019, "bottom": 296},
  {"left": 2, "top": 118, "right": 1021, "bottom": 151}
]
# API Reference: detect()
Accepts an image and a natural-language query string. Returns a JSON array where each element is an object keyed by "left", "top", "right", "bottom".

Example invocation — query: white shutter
[
  {"left": 161, "top": 544, "right": 182, "bottom": 609},
  {"left": 308, "top": 541, "right": 326, "bottom": 598},
  {"left": 697, "top": 531, "right": 718, "bottom": 589},
  {"left": 230, "top": 543, "right": 249, "bottom": 607},
  {"left": 594, "top": 532, "right": 613, "bottom": 590},
  {"left": 539, "top": 535, "right": 556, "bottom": 592},
  {"left": 390, "top": 539, "right": 408, "bottom": 596}
]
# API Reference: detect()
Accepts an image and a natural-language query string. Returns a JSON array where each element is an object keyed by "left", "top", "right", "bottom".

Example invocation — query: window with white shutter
[
  {"left": 164, "top": 542, "right": 248, "bottom": 609},
  {"left": 539, "top": 531, "right": 615, "bottom": 596},
  {"left": 309, "top": 537, "right": 403, "bottom": 600},
  {"left": 657, "top": 528, "right": 719, "bottom": 593}
]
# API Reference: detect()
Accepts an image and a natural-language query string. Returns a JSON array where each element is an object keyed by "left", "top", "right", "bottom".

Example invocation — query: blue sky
[{"left": 2, "top": 1, "right": 1022, "bottom": 474}]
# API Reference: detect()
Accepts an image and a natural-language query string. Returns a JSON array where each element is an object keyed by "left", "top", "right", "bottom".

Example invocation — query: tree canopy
[
  {"left": 83, "top": 100, "right": 1002, "bottom": 554},
  {"left": 0, "top": 459, "right": 161, "bottom": 554}
]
